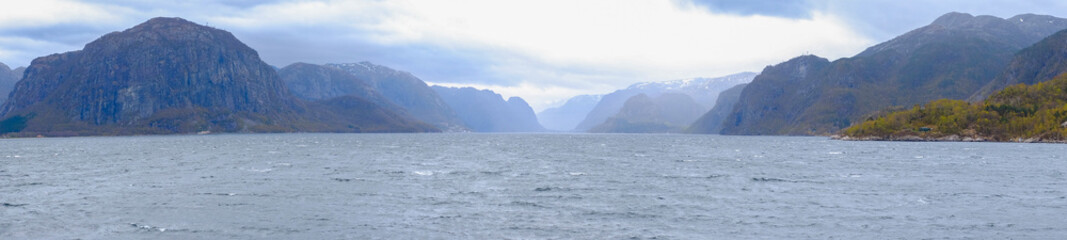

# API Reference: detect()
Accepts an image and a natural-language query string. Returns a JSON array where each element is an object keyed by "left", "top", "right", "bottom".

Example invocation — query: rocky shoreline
[{"left": 832, "top": 134, "right": 1067, "bottom": 144}]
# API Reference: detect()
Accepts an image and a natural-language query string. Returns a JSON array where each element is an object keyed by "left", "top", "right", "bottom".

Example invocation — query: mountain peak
[
  {"left": 122, "top": 17, "right": 221, "bottom": 38},
  {"left": 139, "top": 17, "right": 198, "bottom": 27},
  {"left": 84, "top": 17, "right": 244, "bottom": 54},
  {"left": 931, "top": 12, "right": 975, "bottom": 26}
]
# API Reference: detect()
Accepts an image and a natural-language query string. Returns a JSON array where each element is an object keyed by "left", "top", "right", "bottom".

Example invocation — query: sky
[{"left": 2, "top": 0, "right": 1067, "bottom": 111}]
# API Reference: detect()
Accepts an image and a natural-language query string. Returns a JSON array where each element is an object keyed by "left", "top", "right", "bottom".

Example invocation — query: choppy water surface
[{"left": 1, "top": 134, "right": 1065, "bottom": 239}]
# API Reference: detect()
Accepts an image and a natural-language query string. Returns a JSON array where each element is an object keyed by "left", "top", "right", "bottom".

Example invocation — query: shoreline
[{"left": 832, "top": 134, "right": 1067, "bottom": 144}]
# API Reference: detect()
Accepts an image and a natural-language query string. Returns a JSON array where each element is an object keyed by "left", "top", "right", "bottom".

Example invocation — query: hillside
[
  {"left": 971, "top": 29, "right": 1067, "bottom": 100},
  {"left": 840, "top": 73, "right": 1067, "bottom": 143},
  {"left": 723, "top": 12, "right": 1067, "bottom": 135},
  {"left": 278, "top": 63, "right": 397, "bottom": 109}
]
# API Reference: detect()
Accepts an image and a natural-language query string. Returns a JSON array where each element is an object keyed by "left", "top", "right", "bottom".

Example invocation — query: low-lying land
[{"left": 840, "top": 74, "right": 1067, "bottom": 143}]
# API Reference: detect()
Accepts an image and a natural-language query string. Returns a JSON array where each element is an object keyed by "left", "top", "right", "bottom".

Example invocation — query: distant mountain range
[
  {"left": 432, "top": 86, "right": 544, "bottom": 132},
  {"left": 570, "top": 72, "right": 755, "bottom": 132},
  {"left": 588, "top": 93, "right": 705, "bottom": 133},
  {"left": 718, "top": 12, "right": 1067, "bottom": 135},
  {"left": 687, "top": 83, "right": 747, "bottom": 134},
  {"left": 0, "top": 62, "right": 24, "bottom": 105},
  {"left": 537, "top": 94, "right": 600, "bottom": 131},
  {"left": 0, "top": 17, "right": 435, "bottom": 136}
]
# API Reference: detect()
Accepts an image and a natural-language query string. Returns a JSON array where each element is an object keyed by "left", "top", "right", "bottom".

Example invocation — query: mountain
[
  {"left": 536, "top": 94, "right": 600, "bottom": 131},
  {"left": 841, "top": 73, "right": 1067, "bottom": 143},
  {"left": 278, "top": 63, "right": 395, "bottom": 108},
  {"left": 0, "top": 62, "right": 22, "bottom": 104},
  {"left": 687, "top": 83, "right": 747, "bottom": 134},
  {"left": 572, "top": 72, "right": 755, "bottom": 131},
  {"left": 588, "top": 93, "right": 705, "bottom": 133},
  {"left": 431, "top": 86, "right": 544, "bottom": 132},
  {"left": 971, "top": 29, "right": 1067, "bottom": 100},
  {"left": 326, "top": 62, "right": 466, "bottom": 131},
  {"left": 0, "top": 17, "right": 434, "bottom": 136},
  {"left": 722, "top": 12, "right": 1067, "bottom": 135}
]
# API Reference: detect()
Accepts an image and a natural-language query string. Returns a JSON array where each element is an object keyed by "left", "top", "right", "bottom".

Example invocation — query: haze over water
[{"left": 2, "top": 134, "right": 1065, "bottom": 239}]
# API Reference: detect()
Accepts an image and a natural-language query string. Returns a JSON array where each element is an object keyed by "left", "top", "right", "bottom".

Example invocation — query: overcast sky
[{"left": 2, "top": 0, "right": 1066, "bottom": 111}]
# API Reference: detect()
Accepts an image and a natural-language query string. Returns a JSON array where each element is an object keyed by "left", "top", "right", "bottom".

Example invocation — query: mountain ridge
[
  {"left": 722, "top": 12, "right": 1067, "bottom": 135},
  {"left": 432, "top": 86, "right": 544, "bottom": 132},
  {"left": 0, "top": 17, "right": 435, "bottom": 136},
  {"left": 326, "top": 62, "right": 467, "bottom": 131}
]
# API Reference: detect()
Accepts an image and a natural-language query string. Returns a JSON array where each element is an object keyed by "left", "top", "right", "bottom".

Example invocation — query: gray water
[{"left": 1, "top": 134, "right": 1065, "bottom": 239}]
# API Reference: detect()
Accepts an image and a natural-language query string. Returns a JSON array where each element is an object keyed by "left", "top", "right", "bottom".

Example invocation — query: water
[{"left": 2, "top": 133, "right": 1065, "bottom": 239}]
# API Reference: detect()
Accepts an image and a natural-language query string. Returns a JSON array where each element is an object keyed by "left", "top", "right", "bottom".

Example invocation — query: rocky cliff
[{"left": 0, "top": 17, "right": 434, "bottom": 136}]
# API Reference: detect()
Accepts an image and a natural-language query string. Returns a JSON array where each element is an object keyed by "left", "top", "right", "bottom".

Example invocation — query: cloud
[
  {"left": 9, "top": 0, "right": 1064, "bottom": 111},
  {"left": 0, "top": 0, "right": 127, "bottom": 29},
  {"left": 686, "top": 0, "right": 816, "bottom": 18},
  {"left": 352, "top": 0, "right": 871, "bottom": 109}
]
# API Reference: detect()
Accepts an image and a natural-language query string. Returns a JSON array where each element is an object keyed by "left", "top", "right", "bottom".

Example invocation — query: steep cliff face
[
  {"left": 589, "top": 93, "right": 705, "bottom": 133},
  {"left": 0, "top": 17, "right": 434, "bottom": 136},
  {"left": 723, "top": 13, "right": 1067, "bottom": 135},
  {"left": 432, "top": 86, "right": 544, "bottom": 132},
  {"left": 687, "top": 83, "right": 747, "bottom": 134},
  {"left": 3, "top": 17, "right": 295, "bottom": 125},
  {"left": 327, "top": 62, "right": 466, "bottom": 131},
  {"left": 972, "top": 29, "right": 1067, "bottom": 100}
]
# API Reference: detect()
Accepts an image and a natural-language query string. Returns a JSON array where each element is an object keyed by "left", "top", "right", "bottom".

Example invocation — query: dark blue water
[{"left": 2, "top": 134, "right": 1065, "bottom": 239}]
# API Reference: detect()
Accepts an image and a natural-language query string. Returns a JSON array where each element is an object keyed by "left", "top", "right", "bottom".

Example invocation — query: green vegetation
[
  {"left": 0, "top": 114, "right": 30, "bottom": 134},
  {"left": 842, "top": 74, "right": 1067, "bottom": 142}
]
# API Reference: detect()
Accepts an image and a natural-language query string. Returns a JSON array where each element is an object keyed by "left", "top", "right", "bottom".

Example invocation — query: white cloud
[
  {"left": 360, "top": 0, "right": 872, "bottom": 110},
  {"left": 0, "top": 0, "right": 127, "bottom": 29}
]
